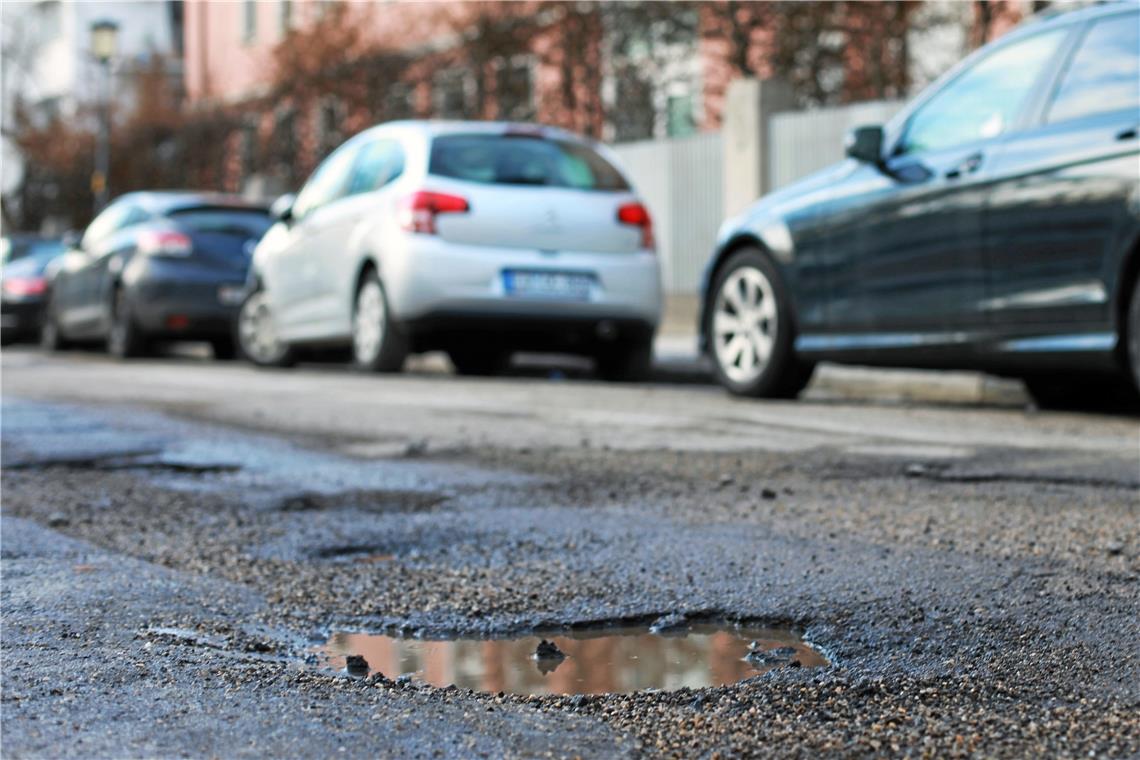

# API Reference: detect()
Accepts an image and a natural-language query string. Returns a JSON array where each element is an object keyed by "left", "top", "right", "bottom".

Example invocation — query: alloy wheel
[
  {"left": 238, "top": 291, "right": 287, "bottom": 365},
  {"left": 712, "top": 266, "right": 778, "bottom": 384},
  {"left": 352, "top": 280, "right": 387, "bottom": 365}
]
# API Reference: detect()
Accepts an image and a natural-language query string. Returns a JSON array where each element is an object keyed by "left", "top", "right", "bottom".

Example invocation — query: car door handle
[
  {"left": 1116, "top": 125, "right": 1138, "bottom": 141},
  {"left": 945, "top": 153, "right": 983, "bottom": 180}
]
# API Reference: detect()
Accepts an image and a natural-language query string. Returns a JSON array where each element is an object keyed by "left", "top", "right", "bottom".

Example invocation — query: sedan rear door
[
  {"left": 982, "top": 9, "right": 1140, "bottom": 334},
  {"left": 823, "top": 26, "right": 1069, "bottom": 343}
]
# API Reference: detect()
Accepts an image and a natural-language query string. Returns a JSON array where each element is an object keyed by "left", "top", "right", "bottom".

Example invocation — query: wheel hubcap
[
  {"left": 353, "top": 281, "right": 386, "bottom": 364},
  {"left": 713, "top": 266, "right": 778, "bottom": 384},
  {"left": 239, "top": 292, "right": 284, "bottom": 364}
]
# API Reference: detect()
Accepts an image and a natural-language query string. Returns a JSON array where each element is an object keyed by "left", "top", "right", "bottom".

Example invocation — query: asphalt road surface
[{"left": 2, "top": 346, "right": 1138, "bottom": 758}]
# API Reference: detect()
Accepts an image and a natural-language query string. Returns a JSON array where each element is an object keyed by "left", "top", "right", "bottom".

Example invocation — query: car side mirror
[
  {"left": 845, "top": 125, "right": 884, "bottom": 165},
  {"left": 270, "top": 193, "right": 296, "bottom": 224}
]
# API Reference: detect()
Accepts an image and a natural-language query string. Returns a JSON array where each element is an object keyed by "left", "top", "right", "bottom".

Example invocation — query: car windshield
[
  {"left": 168, "top": 208, "right": 273, "bottom": 239},
  {"left": 429, "top": 134, "right": 630, "bottom": 191}
]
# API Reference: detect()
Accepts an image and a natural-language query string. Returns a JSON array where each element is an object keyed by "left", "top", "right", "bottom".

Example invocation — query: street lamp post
[{"left": 90, "top": 19, "right": 118, "bottom": 215}]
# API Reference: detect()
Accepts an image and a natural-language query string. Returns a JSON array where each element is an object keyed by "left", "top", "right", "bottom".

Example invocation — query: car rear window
[
  {"left": 428, "top": 134, "right": 630, "bottom": 191},
  {"left": 3, "top": 238, "right": 65, "bottom": 263},
  {"left": 168, "top": 207, "right": 273, "bottom": 239}
]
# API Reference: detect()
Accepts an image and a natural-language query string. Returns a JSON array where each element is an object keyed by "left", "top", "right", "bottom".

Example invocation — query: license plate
[{"left": 503, "top": 270, "right": 594, "bottom": 300}]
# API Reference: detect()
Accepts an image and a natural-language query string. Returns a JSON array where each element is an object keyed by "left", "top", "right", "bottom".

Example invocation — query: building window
[
  {"left": 612, "top": 73, "right": 654, "bottom": 142},
  {"left": 385, "top": 82, "right": 414, "bottom": 120},
  {"left": 35, "top": 1, "right": 62, "bottom": 45},
  {"left": 666, "top": 93, "right": 695, "bottom": 137},
  {"left": 496, "top": 57, "right": 535, "bottom": 122},
  {"left": 433, "top": 69, "right": 469, "bottom": 119},
  {"left": 317, "top": 97, "right": 344, "bottom": 158},
  {"left": 35, "top": 97, "right": 62, "bottom": 127},
  {"left": 279, "top": 0, "right": 293, "bottom": 35},
  {"left": 239, "top": 121, "right": 258, "bottom": 181},
  {"left": 168, "top": 0, "right": 185, "bottom": 56},
  {"left": 604, "top": 5, "right": 701, "bottom": 141},
  {"left": 272, "top": 108, "right": 297, "bottom": 186},
  {"left": 313, "top": 0, "right": 334, "bottom": 22},
  {"left": 243, "top": 0, "right": 257, "bottom": 43}
]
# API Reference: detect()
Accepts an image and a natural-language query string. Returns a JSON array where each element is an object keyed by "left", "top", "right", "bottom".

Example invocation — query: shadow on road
[{"left": 5, "top": 341, "right": 1139, "bottom": 418}]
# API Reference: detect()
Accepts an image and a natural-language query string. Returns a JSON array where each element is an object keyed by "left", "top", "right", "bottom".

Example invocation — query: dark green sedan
[{"left": 700, "top": 2, "right": 1140, "bottom": 409}]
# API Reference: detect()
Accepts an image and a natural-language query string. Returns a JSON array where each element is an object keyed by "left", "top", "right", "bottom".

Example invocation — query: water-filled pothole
[{"left": 318, "top": 623, "right": 827, "bottom": 695}]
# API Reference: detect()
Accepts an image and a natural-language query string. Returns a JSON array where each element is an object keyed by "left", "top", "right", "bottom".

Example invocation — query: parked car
[
  {"left": 699, "top": 3, "right": 1140, "bottom": 408},
  {"left": 41, "top": 192, "right": 272, "bottom": 359},
  {"left": 239, "top": 121, "right": 662, "bottom": 379},
  {"left": 1, "top": 235, "right": 68, "bottom": 344}
]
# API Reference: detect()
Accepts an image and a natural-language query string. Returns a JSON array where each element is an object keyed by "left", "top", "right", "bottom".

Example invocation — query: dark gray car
[
  {"left": 1, "top": 236, "right": 68, "bottom": 344},
  {"left": 42, "top": 192, "right": 272, "bottom": 359},
  {"left": 699, "top": 3, "right": 1140, "bottom": 408}
]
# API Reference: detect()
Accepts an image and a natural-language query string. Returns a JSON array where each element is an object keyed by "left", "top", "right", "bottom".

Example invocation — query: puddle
[{"left": 317, "top": 623, "right": 827, "bottom": 695}]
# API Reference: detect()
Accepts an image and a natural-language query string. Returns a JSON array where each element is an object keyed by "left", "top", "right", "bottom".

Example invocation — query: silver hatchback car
[{"left": 238, "top": 121, "right": 662, "bottom": 379}]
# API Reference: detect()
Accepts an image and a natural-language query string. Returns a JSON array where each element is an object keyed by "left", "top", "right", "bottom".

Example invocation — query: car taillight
[
  {"left": 397, "top": 191, "right": 470, "bottom": 235},
  {"left": 2, "top": 276, "right": 47, "bottom": 298},
  {"left": 138, "top": 230, "right": 194, "bottom": 257},
  {"left": 617, "top": 202, "right": 654, "bottom": 250}
]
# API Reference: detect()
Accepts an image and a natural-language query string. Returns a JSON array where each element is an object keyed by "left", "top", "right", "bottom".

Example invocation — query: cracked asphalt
[{"left": 2, "top": 346, "right": 1138, "bottom": 758}]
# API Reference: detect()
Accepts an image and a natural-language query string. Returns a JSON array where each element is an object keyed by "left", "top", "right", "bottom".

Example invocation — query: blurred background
[{"left": 0, "top": 0, "right": 1082, "bottom": 295}]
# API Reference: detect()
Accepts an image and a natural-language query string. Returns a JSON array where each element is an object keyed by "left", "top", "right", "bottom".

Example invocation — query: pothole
[
  {"left": 278, "top": 489, "right": 447, "bottom": 514},
  {"left": 311, "top": 544, "right": 394, "bottom": 561},
  {"left": 316, "top": 623, "right": 827, "bottom": 695},
  {"left": 2, "top": 451, "right": 240, "bottom": 475}
]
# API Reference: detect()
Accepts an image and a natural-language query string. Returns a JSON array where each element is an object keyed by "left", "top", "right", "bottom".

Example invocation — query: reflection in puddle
[{"left": 318, "top": 624, "right": 827, "bottom": 695}]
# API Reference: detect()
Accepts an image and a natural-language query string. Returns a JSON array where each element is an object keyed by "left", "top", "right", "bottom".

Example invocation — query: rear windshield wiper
[{"left": 496, "top": 176, "right": 549, "bottom": 186}]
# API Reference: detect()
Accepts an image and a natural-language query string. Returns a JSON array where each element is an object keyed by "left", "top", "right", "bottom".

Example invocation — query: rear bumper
[
  {"left": 382, "top": 234, "right": 663, "bottom": 329},
  {"left": 404, "top": 310, "right": 655, "bottom": 354},
  {"left": 1, "top": 299, "right": 44, "bottom": 339},
  {"left": 130, "top": 277, "right": 243, "bottom": 340}
]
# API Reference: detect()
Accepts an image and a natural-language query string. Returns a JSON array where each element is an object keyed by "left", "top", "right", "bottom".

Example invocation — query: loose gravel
[{"left": 2, "top": 397, "right": 1137, "bottom": 758}]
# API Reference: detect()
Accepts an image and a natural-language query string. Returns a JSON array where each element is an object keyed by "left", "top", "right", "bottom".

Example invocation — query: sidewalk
[{"left": 653, "top": 295, "right": 1029, "bottom": 406}]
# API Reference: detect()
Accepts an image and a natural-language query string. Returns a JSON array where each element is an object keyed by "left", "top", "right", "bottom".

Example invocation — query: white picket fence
[
  {"left": 768, "top": 100, "right": 903, "bottom": 190},
  {"left": 612, "top": 98, "right": 903, "bottom": 295},
  {"left": 611, "top": 132, "right": 723, "bottom": 294}
]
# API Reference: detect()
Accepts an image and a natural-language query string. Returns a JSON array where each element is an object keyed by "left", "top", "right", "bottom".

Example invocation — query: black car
[
  {"left": 42, "top": 192, "right": 272, "bottom": 359},
  {"left": 1, "top": 235, "right": 68, "bottom": 344},
  {"left": 699, "top": 3, "right": 1140, "bottom": 408}
]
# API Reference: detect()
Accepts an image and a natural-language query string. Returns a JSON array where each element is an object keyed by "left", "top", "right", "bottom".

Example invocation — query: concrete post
[{"left": 722, "top": 78, "right": 796, "bottom": 218}]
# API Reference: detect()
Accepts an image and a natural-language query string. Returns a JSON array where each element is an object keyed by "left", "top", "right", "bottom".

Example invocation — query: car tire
[
  {"left": 448, "top": 348, "right": 510, "bottom": 377},
  {"left": 107, "top": 288, "right": 149, "bottom": 359},
  {"left": 236, "top": 286, "right": 295, "bottom": 368},
  {"left": 39, "top": 298, "right": 70, "bottom": 352},
  {"left": 351, "top": 271, "right": 407, "bottom": 373},
  {"left": 1127, "top": 272, "right": 1140, "bottom": 394},
  {"left": 595, "top": 338, "right": 653, "bottom": 382},
  {"left": 705, "top": 248, "right": 815, "bottom": 398},
  {"left": 211, "top": 336, "right": 238, "bottom": 361}
]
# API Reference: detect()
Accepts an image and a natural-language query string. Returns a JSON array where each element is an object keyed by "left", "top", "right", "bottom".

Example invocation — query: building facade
[
  {"left": 1, "top": 0, "right": 184, "bottom": 222},
  {"left": 177, "top": 0, "right": 1043, "bottom": 197}
]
